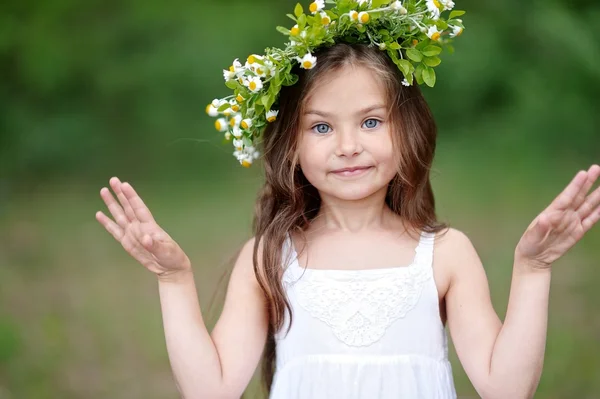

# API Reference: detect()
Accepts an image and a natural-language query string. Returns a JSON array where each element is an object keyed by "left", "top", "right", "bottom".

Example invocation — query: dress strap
[
  {"left": 283, "top": 232, "right": 298, "bottom": 269},
  {"left": 414, "top": 230, "right": 435, "bottom": 268}
]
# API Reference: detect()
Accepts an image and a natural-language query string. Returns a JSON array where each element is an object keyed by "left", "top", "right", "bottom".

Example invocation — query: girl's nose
[{"left": 335, "top": 128, "right": 363, "bottom": 157}]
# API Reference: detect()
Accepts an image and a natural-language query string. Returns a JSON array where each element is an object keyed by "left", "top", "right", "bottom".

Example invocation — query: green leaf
[
  {"left": 422, "top": 66, "right": 436, "bottom": 87},
  {"left": 388, "top": 42, "right": 400, "bottom": 50},
  {"left": 225, "top": 80, "right": 238, "bottom": 90},
  {"left": 423, "top": 56, "right": 441, "bottom": 67},
  {"left": 396, "top": 59, "right": 412, "bottom": 77},
  {"left": 276, "top": 26, "right": 291, "bottom": 35},
  {"left": 405, "top": 48, "right": 423, "bottom": 62},
  {"left": 371, "top": 0, "right": 391, "bottom": 7},
  {"left": 286, "top": 14, "right": 297, "bottom": 22},
  {"left": 422, "top": 45, "right": 442, "bottom": 57},
  {"left": 283, "top": 73, "right": 299, "bottom": 86},
  {"left": 415, "top": 64, "right": 425, "bottom": 85},
  {"left": 298, "top": 14, "right": 307, "bottom": 27},
  {"left": 218, "top": 102, "right": 231, "bottom": 112},
  {"left": 294, "top": 3, "right": 304, "bottom": 18},
  {"left": 448, "top": 10, "right": 466, "bottom": 19},
  {"left": 261, "top": 94, "right": 269, "bottom": 107}
]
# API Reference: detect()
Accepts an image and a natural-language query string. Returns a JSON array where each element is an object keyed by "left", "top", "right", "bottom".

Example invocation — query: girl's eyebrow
[{"left": 303, "top": 104, "right": 386, "bottom": 117}]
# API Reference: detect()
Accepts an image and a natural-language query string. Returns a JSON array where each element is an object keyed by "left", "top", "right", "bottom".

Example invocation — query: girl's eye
[
  {"left": 362, "top": 119, "right": 380, "bottom": 129},
  {"left": 312, "top": 123, "right": 331, "bottom": 134}
]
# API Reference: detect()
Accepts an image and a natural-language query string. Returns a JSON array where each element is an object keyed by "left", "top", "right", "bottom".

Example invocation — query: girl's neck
[{"left": 313, "top": 190, "right": 399, "bottom": 233}]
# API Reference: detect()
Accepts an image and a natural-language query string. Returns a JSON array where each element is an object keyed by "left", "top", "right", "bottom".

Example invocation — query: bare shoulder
[
  {"left": 231, "top": 236, "right": 264, "bottom": 284},
  {"left": 433, "top": 227, "right": 484, "bottom": 294}
]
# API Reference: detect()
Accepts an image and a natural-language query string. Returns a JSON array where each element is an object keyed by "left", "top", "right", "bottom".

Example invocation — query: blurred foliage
[
  {"left": 0, "top": 0, "right": 599, "bottom": 398},
  {"left": 0, "top": 0, "right": 598, "bottom": 188}
]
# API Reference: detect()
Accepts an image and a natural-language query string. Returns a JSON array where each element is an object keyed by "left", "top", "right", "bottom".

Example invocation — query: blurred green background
[{"left": 1, "top": 0, "right": 599, "bottom": 398}]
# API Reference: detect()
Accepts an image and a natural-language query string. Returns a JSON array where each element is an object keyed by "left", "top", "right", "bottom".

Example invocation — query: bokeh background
[{"left": 1, "top": 0, "right": 599, "bottom": 397}]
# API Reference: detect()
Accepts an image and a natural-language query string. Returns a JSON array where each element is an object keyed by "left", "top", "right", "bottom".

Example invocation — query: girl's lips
[{"left": 331, "top": 166, "right": 373, "bottom": 177}]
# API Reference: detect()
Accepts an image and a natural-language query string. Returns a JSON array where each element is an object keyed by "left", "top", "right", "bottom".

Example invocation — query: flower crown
[{"left": 206, "top": 0, "right": 465, "bottom": 167}]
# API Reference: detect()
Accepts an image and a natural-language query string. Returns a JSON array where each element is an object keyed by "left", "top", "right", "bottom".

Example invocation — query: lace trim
[{"left": 282, "top": 233, "right": 434, "bottom": 347}]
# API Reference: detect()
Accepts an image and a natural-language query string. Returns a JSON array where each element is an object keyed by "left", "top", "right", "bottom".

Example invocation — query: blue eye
[
  {"left": 363, "top": 119, "right": 380, "bottom": 129},
  {"left": 312, "top": 123, "right": 331, "bottom": 134}
]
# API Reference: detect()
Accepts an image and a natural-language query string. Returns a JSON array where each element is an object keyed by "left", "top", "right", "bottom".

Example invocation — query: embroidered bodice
[{"left": 270, "top": 231, "right": 457, "bottom": 399}]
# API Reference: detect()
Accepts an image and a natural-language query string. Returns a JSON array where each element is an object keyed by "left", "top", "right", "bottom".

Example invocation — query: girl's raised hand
[
  {"left": 95, "top": 177, "right": 191, "bottom": 278},
  {"left": 515, "top": 164, "right": 600, "bottom": 270}
]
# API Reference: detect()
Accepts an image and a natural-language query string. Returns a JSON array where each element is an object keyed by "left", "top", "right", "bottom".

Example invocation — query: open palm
[
  {"left": 95, "top": 177, "right": 191, "bottom": 276},
  {"left": 516, "top": 164, "right": 600, "bottom": 269}
]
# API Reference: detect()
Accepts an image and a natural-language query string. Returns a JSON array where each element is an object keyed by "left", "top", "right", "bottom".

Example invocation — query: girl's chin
[{"left": 319, "top": 185, "right": 386, "bottom": 201}]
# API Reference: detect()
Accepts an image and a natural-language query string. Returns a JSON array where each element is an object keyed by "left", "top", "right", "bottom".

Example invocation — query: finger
[
  {"left": 141, "top": 234, "right": 153, "bottom": 249},
  {"left": 573, "top": 165, "right": 600, "bottom": 211},
  {"left": 578, "top": 184, "right": 600, "bottom": 221},
  {"left": 121, "top": 182, "right": 155, "bottom": 223},
  {"left": 95, "top": 210, "right": 124, "bottom": 241},
  {"left": 582, "top": 203, "right": 600, "bottom": 233},
  {"left": 100, "top": 187, "right": 129, "bottom": 229},
  {"left": 534, "top": 213, "right": 553, "bottom": 242},
  {"left": 110, "top": 177, "right": 136, "bottom": 222},
  {"left": 550, "top": 170, "right": 588, "bottom": 211}
]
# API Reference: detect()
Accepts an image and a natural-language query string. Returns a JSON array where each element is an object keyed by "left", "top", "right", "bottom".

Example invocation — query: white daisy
[
  {"left": 214, "top": 118, "right": 228, "bottom": 132},
  {"left": 440, "top": 0, "right": 455, "bottom": 10},
  {"left": 234, "top": 151, "right": 254, "bottom": 168},
  {"left": 232, "top": 126, "right": 243, "bottom": 138},
  {"left": 402, "top": 78, "right": 411, "bottom": 86},
  {"left": 205, "top": 103, "right": 218, "bottom": 117},
  {"left": 233, "top": 138, "right": 244, "bottom": 150},
  {"left": 309, "top": 0, "right": 325, "bottom": 14},
  {"left": 266, "top": 110, "right": 279, "bottom": 122},
  {"left": 358, "top": 11, "right": 370, "bottom": 23},
  {"left": 426, "top": 0, "right": 441, "bottom": 20},
  {"left": 391, "top": 1, "right": 408, "bottom": 14},
  {"left": 427, "top": 25, "right": 442, "bottom": 41},
  {"left": 297, "top": 53, "right": 317, "bottom": 69},
  {"left": 241, "top": 118, "right": 253, "bottom": 130},
  {"left": 245, "top": 76, "right": 263, "bottom": 92},
  {"left": 291, "top": 24, "right": 300, "bottom": 36},
  {"left": 320, "top": 11, "right": 331, "bottom": 25},
  {"left": 223, "top": 69, "right": 236, "bottom": 82},
  {"left": 229, "top": 113, "right": 242, "bottom": 128},
  {"left": 450, "top": 25, "right": 464, "bottom": 38}
]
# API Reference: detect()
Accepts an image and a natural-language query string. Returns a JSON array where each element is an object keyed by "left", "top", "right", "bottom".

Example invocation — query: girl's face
[{"left": 297, "top": 64, "right": 397, "bottom": 202}]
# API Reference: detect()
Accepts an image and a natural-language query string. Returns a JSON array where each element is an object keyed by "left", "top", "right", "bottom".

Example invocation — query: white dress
[{"left": 270, "top": 231, "right": 457, "bottom": 399}]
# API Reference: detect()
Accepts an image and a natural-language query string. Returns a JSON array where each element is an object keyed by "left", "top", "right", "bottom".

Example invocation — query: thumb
[
  {"left": 532, "top": 213, "right": 551, "bottom": 243},
  {"left": 142, "top": 234, "right": 154, "bottom": 249}
]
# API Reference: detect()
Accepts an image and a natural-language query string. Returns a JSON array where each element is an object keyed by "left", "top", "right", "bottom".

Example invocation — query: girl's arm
[
  {"left": 96, "top": 178, "right": 268, "bottom": 399},
  {"left": 443, "top": 165, "right": 600, "bottom": 399},
  {"left": 441, "top": 230, "right": 549, "bottom": 399},
  {"left": 159, "top": 237, "right": 268, "bottom": 399}
]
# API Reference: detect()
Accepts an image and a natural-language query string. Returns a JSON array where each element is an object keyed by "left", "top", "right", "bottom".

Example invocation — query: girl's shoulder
[{"left": 433, "top": 227, "right": 485, "bottom": 288}]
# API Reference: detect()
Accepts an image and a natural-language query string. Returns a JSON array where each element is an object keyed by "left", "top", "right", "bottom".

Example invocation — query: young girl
[{"left": 96, "top": 1, "right": 600, "bottom": 398}]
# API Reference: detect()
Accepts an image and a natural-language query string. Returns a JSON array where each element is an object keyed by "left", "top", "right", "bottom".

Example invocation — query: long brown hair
[{"left": 250, "top": 42, "right": 448, "bottom": 394}]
